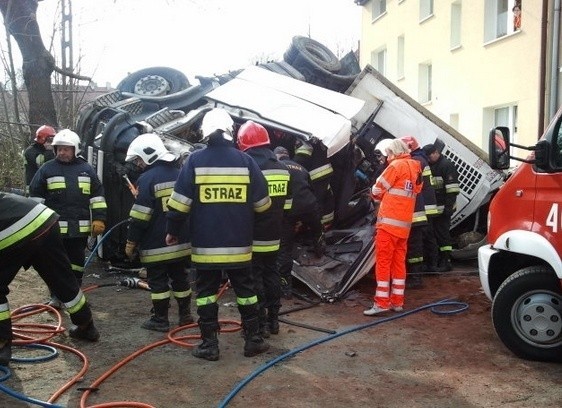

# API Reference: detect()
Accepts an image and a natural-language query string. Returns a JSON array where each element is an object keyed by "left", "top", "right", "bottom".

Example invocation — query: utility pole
[{"left": 60, "top": 0, "right": 74, "bottom": 128}]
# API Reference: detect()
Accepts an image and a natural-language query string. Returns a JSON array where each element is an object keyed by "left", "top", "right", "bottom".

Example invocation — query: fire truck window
[{"left": 555, "top": 125, "right": 562, "bottom": 167}]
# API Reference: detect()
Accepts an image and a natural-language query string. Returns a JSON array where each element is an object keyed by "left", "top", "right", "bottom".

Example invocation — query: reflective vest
[
  {"left": 372, "top": 153, "right": 422, "bottom": 238},
  {"left": 167, "top": 135, "right": 271, "bottom": 269},
  {"left": 429, "top": 154, "right": 460, "bottom": 214},
  {"left": 410, "top": 149, "right": 438, "bottom": 225}
]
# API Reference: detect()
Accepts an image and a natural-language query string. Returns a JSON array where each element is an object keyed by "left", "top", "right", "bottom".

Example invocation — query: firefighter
[
  {"left": 422, "top": 144, "right": 460, "bottom": 272},
  {"left": 23, "top": 125, "right": 56, "bottom": 195},
  {"left": 364, "top": 139, "right": 422, "bottom": 315},
  {"left": 237, "top": 120, "right": 291, "bottom": 337},
  {"left": 29, "top": 129, "right": 107, "bottom": 306},
  {"left": 274, "top": 145, "right": 324, "bottom": 299},
  {"left": 124, "top": 133, "right": 192, "bottom": 332},
  {"left": 166, "top": 108, "right": 271, "bottom": 361},
  {"left": 400, "top": 136, "right": 438, "bottom": 288},
  {"left": 0, "top": 192, "right": 100, "bottom": 366},
  {"left": 293, "top": 138, "right": 335, "bottom": 230}
]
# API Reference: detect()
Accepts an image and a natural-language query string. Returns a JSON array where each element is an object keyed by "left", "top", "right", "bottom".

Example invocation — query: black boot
[
  {"left": 436, "top": 252, "right": 453, "bottom": 272},
  {"left": 69, "top": 320, "right": 100, "bottom": 342},
  {"left": 280, "top": 276, "right": 292, "bottom": 300},
  {"left": 0, "top": 339, "right": 12, "bottom": 367},
  {"left": 243, "top": 317, "right": 270, "bottom": 357},
  {"left": 177, "top": 296, "right": 194, "bottom": 326},
  {"left": 192, "top": 321, "right": 220, "bottom": 361},
  {"left": 141, "top": 299, "right": 170, "bottom": 332},
  {"left": 258, "top": 307, "right": 270, "bottom": 338},
  {"left": 406, "top": 264, "right": 424, "bottom": 289},
  {"left": 268, "top": 308, "right": 280, "bottom": 335}
]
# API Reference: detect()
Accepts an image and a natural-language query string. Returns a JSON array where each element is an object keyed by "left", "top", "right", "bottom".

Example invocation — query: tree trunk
[{"left": 0, "top": 0, "right": 58, "bottom": 137}]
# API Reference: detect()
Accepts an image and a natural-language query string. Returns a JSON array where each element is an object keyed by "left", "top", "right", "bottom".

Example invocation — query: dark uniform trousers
[
  {"left": 62, "top": 237, "right": 88, "bottom": 284},
  {"left": 252, "top": 251, "right": 282, "bottom": 312},
  {"left": 0, "top": 225, "right": 91, "bottom": 340}
]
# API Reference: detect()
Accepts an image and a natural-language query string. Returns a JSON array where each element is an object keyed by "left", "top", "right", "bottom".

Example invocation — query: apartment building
[{"left": 354, "top": 1, "right": 560, "bottom": 151}]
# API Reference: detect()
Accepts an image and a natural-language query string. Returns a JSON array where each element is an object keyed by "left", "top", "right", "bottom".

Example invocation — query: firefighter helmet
[
  {"left": 51, "top": 129, "right": 81, "bottom": 156},
  {"left": 200, "top": 108, "right": 234, "bottom": 141},
  {"left": 400, "top": 135, "right": 420, "bottom": 151},
  {"left": 34, "top": 125, "right": 56, "bottom": 144},
  {"left": 125, "top": 133, "right": 176, "bottom": 165},
  {"left": 237, "top": 120, "right": 270, "bottom": 151},
  {"left": 374, "top": 138, "right": 393, "bottom": 157}
]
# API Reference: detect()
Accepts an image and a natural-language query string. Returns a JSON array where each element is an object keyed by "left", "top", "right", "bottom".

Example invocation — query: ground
[{"left": 1, "top": 258, "right": 561, "bottom": 408}]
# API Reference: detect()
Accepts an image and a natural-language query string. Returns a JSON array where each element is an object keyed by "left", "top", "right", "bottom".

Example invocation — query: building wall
[{"left": 357, "top": 0, "right": 544, "bottom": 150}]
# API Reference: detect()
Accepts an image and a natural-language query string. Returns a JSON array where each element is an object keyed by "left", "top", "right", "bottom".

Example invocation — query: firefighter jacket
[
  {"left": 429, "top": 154, "right": 460, "bottom": 215},
  {"left": 294, "top": 139, "right": 334, "bottom": 225},
  {"left": 372, "top": 153, "right": 422, "bottom": 239},
  {"left": 23, "top": 143, "right": 55, "bottom": 190},
  {"left": 29, "top": 157, "right": 107, "bottom": 238},
  {"left": 127, "top": 161, "right": 190, "bottom": 265},
  {"left": 167, "top": 134, "right": 271, "bottom": 269},
  {"left": 278, "top": 156, "right": 319, "bottom": 217},
  {"left": 0, "top": 192, "right": 59, "bottom": 254},
  {"left": 246, "top": 147, "right": 291, "bottom": 253},
  {"left": 410, "top": 148, "right": 438, "bottom": 225}
]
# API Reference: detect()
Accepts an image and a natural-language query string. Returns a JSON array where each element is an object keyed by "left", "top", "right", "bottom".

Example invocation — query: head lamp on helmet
[{"left": 237, "top": 121, "right": 270, "bottom": 152}]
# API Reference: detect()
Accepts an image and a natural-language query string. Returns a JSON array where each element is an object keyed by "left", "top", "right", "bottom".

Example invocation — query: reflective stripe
[
  {"left": 392, "top": 278, "right": 406, "bottom": 285},
  {"left": 309, "top": 163, "right": 333, "bottom": 181},
  {"left": 391, "top": 287, "right": 405, "bottom": 295},
  {"left": 196, "top": 294, "right": 218, "bottom": 306},
  {"left": 154, "top": 182, "right": 175, "bottom": 198},
  {"left": 377, "top": 281, "right": 390, "bottom": 288},
  {"left": 90, "top": 196, "right": 107, "bottom": 209},
  {"left": 71, "top": 263, "right": 84, "bottom": 272},
  {"left": 445, "top": 183, "right": 460, "bottom": 193},
  {"left": 0, "top": 303, "right": 10, "bottom": 322},
  {"left": 321, "top": 212, "right": 334, "bottom": 224},
  {"left": 388, "top": 187, "right": 415, "bottom": 198},
  {"left": 254, "top": 196, "right": 271, "bottom": 213},
  {"left": 440, "top": 246, "right": 453, "bottom": 252},
  {"left": 59, "top": 220, "right": 68, "bottom": 234},
  {"left": 375, "top": 290, "right": 389, "bottom": 298},
  {"left": 173, "top": 289, "right": 192, "bottom": 299},
  {"left": 195, "top": 167, "right": 250, "bottom": 184},
  {"left": 46, "top": 176, "right": 65, "bottom": 190},
  {"left": 78, "top": 176, "right": 91, "bottom": 194},
  {"left": 130, "top": 204, "right": 153, "bottom": 222},
  {"left": 424, "top": 204, "right": 438, "bottom": 215},
  {"left": 168, "top": 191, "right": 192, "bottom": 213},
  {"left": 252, "top": 239, "right": 280, "bottom": 253},
  {"left": 378, "top": 217, "right": 411, "bottom": 229},
  {"left": 0, "top": 204, "right": 55, "bottom": 251},
  {"left": 151, "top": 291, "right": 171, "bottom": 301},
  {"left": 191, "top": 246, "right": 252, "bottom": 264},
  {"left": 140, "top": 243, "right": 191, "bottom": 264},
  {"left": 264, "top": 170, "right": 289, "bottom": 197},
  {"left": 79, "top": 220, "right": 90, "bottom": 233},
  {"left": 284, "top": 198, "right": 293, "bottom": 210},
  {"left": 65, "top": 291, "right": 86, "bottom": 314},
  {"left": 407, "top": 256, "right": 424, "bottom": 264},
  {"left": 237, "top": 295, "right": 258, "bottom": 306},
  {"left": 412, "top": 211, "right": 428, "bottom": 223},
  {"left": 378, "top": 176, "right": 391, "bottom": 190}
]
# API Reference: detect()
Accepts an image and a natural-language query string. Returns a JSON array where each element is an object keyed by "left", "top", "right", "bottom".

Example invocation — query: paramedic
[
  {"left": 422, "top": 144, "right": 460, "bottom": 272},
  {"left": 124, "top": 133, "right": 192, "bottom": 332},
  {"left": 29, "top": 129, "right": 107, "bottom": 305},
  {"left": 23, "top": 125, "right": 56, "bottom": 195},
  {"left": 166, "top": 108, "right": 271, "bottom": 361},
  {"left": 364, "top": 139, "right": 422, "bottom": 315},
  {"left": 274, "top": 146, "right": 324, "bottom": 299},
  {"left": 0, "top": 192, "right": 100, "bottom": 366},
  {"left": 237, "top": 120, "right": 291, "bottom": 337}
]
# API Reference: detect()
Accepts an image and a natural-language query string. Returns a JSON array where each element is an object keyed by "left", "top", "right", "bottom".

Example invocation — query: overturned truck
[{"left": 77, "top": 37, "right": 504, "bottom": 301}]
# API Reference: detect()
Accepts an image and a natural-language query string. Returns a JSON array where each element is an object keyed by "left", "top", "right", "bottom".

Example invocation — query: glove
[
  {"left": 91, "top": 220, "right": 105, "bottom": 237},
  {"left": 125, "top": 240, "right": 137, "bottom": 260}
]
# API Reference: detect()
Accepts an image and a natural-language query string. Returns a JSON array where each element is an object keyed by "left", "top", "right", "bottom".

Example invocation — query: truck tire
[
  {"left": 492, "top": 265, "right": 562, "bottom": 362},
  {"left": 116, "top": 67, "right": 190, "bottom": 96},
  {"left": 283, "top": 36, "right": 341, "bottom": 73}
]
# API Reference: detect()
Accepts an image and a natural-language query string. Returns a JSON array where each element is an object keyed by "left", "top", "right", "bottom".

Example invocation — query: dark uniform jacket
[
  {"left": 410, "top": 148, "right": 438, "bottom": 226},
  {"left": 429, "top": 155, "right": 460, "bottom": 215},
  {"left": 23, "top": 143, "right": 55, "bottom": 189},
  {"left": 127, "top": 161, "right": 190, "bottom": 265},
  {"left": 278, "top": 157, "right": 319, "bottom": 217},
  {"left": 246, "top": 147, "right": 291, "bottom": 253},
  {"left": 0, "top": 192, "right": 58, "bottom": 254},
  {"left": 167, "top": 135, "right": 271, "bottom": 269},
  {"left": 29, "top": 157, "right": 107, "bottom": 238}
]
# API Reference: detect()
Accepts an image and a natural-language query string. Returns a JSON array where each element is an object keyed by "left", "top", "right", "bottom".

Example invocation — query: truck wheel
[
  {"left": 492, "top": 265, "right": 562, "bottom": 362},
  {"left": 116, "top": 67, "right": 190, "bottom": 96}
]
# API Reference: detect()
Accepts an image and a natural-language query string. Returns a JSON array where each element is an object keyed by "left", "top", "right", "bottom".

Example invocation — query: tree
[{"left": 0, "top": 0, "right": 58, "bottom": 135}]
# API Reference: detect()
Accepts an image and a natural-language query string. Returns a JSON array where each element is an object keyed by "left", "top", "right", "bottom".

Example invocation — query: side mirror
[
  {"left": 488, "top": 126, "right": 510, "bottom": 170},
  {"left": 534, "top": 140, "right": 550, "bottom": 168}
]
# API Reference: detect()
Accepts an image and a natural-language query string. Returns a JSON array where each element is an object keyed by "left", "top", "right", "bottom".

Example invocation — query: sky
[{"left": 32, "top": 0, "right": 362, "bottom": 88}]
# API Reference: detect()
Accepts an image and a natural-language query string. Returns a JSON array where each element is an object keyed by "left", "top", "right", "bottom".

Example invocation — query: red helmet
[
  {"left": 400, "top": 135, "right": 420, "bottom": 151},
  {"left": 35, "top": 125, "right": 56, "bottom": 144},
  {"left": 237, "top": 120, "right": 270, "bottom": 152}
]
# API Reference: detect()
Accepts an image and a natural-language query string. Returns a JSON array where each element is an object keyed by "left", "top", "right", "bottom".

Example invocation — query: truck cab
[{"left": 479, "top": 111, "right": 562, "bottom": 362}]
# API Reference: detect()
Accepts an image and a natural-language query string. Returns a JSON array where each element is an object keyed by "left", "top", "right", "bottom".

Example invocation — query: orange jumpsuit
[{"left": 371, "top": 153, "right": 422, "bottom": 309}]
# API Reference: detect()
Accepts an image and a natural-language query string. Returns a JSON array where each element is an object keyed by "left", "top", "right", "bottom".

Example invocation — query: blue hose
[
  {"left": 84, "top": 218, "right": 131, "bottom": 268},
  {"left": 218, "top": 298, "right": 468, "bottom": 407},
  {"left": 0, "top": 365, "right": 64, "bottom": 407},
  {"left": 11, "top": 344, "right": 59, "bottom": 364}
]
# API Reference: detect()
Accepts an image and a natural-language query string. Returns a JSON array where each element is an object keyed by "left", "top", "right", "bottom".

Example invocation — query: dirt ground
[{"left": 1, "top": 258, "right": 561, "bottom": 408}]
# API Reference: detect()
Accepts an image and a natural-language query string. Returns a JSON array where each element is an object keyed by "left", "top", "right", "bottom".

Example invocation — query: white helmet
[
  {"left": 200, "top": 108, "right": 234, "bottom": 141},
  {"left": 374, "top": 138, "right": 394, "bottom": 157},
  {"left": 52, "top": 129, "right": 81, "bottom": 157},
  {"left": 125, "top": 133, "right": 176, "bottom": 165}
]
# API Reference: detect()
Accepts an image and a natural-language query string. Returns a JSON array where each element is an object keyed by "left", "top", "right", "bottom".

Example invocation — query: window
[
  {"left": 371, "top": 48, "right": 387, "bottom": 76},
  {"left": 397, "top": 36, "right": 405, "bottom": 79},
  {"left": 450, "top": 113, "right": 460, "bottom": 131},
  {"left": 420, "top": 0, "right": 434, "bottom": 21},
  {"left": 372, "top": 0, "right": 387, "bottom": 20},
  {"left": 418, "top": 62, "right": 432, "bottom": 103},
  {"left": 450, "top": 1, "right": 462, "bottom": 49},
  {"left": 484, "top": 0, "right": 520, "bottom": 42}
]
